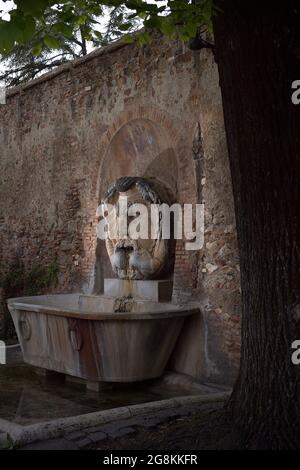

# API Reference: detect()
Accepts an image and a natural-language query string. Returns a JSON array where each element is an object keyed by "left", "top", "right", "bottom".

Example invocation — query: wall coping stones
[
  {"left": 5, "top": 29, "right": 156, "bottom": 99},
  {"left": 5, "top": 40, "right": 128, "bottom": 98}
]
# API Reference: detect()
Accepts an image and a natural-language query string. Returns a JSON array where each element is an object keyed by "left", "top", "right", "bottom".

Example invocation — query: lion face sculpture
[{"left": 101, "top": 177, "right": 170, "bottom": 280}]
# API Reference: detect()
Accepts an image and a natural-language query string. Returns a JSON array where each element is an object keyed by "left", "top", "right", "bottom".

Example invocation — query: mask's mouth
[
  {"left": 115, "top": 240, "right": 135, "bottom": 252},
  {"left": 116, "top": 246, "right": 134, "bottom": 254},
  {"left": 113, "top": 240, "right": 136, "bottom": 274}
]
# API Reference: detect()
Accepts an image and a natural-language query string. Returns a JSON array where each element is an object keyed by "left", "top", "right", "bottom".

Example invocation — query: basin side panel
[
  {"left": 91, "top": 317, "right": 185, "bottom": 381},
  {"left": 9, "top": 306, "right": 186, "bottom": 382}
]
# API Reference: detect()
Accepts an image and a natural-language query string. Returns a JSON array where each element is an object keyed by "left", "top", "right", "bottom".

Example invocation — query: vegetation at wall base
[{"left": 0, "top": 259, "right": 59, "bottom": 340}]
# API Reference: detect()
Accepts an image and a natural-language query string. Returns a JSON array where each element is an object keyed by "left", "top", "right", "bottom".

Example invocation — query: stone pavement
[{"left": 19, "top": 399, "right": 227, "bottom": 450}]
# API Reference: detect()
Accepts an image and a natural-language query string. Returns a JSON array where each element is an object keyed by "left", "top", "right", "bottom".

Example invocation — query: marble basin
[{"left": 8, "top": 294, "right": 198, "bottom": 382}]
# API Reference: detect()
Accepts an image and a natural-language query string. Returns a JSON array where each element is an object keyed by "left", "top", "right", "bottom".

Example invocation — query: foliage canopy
[{"left": 0, "top": 0, "right": 217, "bottom": 54}]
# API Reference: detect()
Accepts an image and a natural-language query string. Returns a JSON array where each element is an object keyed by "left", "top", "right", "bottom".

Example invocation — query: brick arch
[
  {"left": 95, "top": 106, "right": 185, "bottom": 201},
  {"left": 89, "top": 106, "right": 199, "bottom": 296}
]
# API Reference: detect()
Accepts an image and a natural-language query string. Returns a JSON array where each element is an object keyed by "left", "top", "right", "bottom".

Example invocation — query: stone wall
[{"left": 0, "top": 35, "right": 241, "bottom": 385}]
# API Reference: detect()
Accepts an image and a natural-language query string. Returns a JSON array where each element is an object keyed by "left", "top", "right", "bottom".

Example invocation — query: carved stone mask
[{"left": 102, "top": 177, "right": 170, "bottom": 280}]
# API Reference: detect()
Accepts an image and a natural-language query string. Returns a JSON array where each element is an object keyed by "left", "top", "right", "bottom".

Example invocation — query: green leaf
[
  {"left": 52, "top": 22, "right": 73, "bottom": 39},
  {"left": 15, "top": 0, "right": 49, "bottom": 17},
  {"left": 83, "top": 30, "right": 93, "bottom": 41},
  {"left": 19, "top": 15, "right": 36, "bottom": 43},
  {"left": 5, "top": 10, "right": 36, "bottom": 44},
  {"left": 158, "top": 18, "right": 174, "bottom": 37},
  {"left": 144, "top": 16, "right": 161, "bottom": 30},
  {"left": 74, "top": 15, "right": 88, "bottom": 26},
  {"left": 119, "top": 22, "right": 133, "bottom": 32},
  {"left": 137, "top": 12, "right": 147, "bottom": 20},
  {"left": 137, "top": 31, "right": 150, "bottom": 46},
  {"left": 122, "top": 34, "right": 134, "bottom": 44},
  {"left": 0, "top": 21, "right": 15, "bottom": 53},
  {"left": 94, "top": 31, "right": 102, "bottom": 39},
  {"left": 32, "top": 42, "right": 43, "bottom": 56},
  {"left": 178, "top": 29, "right": 191, "bottom": 42},
  {"left": 43, "top": 35, "right": 61, "bottom": 49}
]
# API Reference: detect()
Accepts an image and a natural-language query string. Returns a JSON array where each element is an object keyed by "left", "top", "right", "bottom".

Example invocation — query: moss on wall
[{"left": 0, "top": 259, "right": 58, "bottom": 340}]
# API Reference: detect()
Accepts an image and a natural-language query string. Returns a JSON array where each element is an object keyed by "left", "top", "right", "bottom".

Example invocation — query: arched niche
[{"left": 94, "top": 118, "right": 178, "bottom": 292}]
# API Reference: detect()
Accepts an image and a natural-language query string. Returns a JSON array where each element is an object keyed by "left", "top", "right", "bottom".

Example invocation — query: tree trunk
[
  {"left": 213, "top": 1, "right": 300, "bottom": 449},
  {"left": 80, "top": 26, "right": 88, "bottom": 56}
]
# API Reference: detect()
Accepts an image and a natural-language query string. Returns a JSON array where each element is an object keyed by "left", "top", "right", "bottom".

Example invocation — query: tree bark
[
  {"left": 213, "top": 0, "right": 300, "bottom": 449},
  {"left": 80, "top": 26, "right": 88, "bottom": 56}
]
